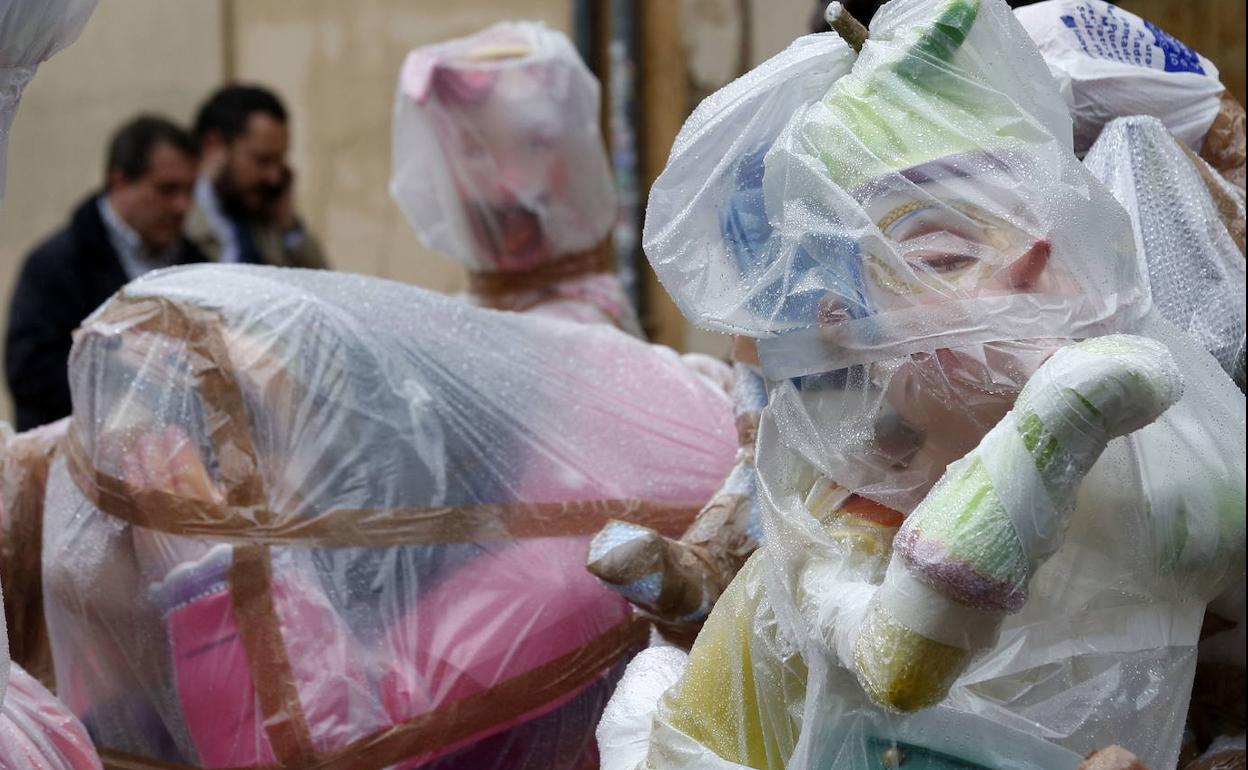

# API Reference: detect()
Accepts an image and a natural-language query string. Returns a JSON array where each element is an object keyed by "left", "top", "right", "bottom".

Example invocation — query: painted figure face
[
  {"left": 814, "top": 156, "right": 1084, "bottom": 504},
  {"left": 432, "top": 60, "right": 573, "bottom": 271}
]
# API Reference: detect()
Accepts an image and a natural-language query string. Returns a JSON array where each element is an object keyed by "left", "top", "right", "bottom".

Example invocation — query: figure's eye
[
  {"left": 527, "top": 132, "right": 556, "bottom": 152},
  {"left": 459, "top": 133, "right": 489, "bottom": 158},
  {"left": 898, "top": 229, "right": 990, "bottom": 275}
]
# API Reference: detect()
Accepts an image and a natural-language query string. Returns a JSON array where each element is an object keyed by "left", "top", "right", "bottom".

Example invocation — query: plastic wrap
[
  {"left": 42, "top": 264, "right": 737, "bottom": 769},
  {"left": 1083, "top": 116, "right": 1247, "bottom": 386},
  {"left": 0, "top": 417, "right": 65, "bottom": 687},
  {"left": 602, "top": 0, "right": 1247, "bottom": 768},
  {"left": 0, "top": 0, "right": 98, "bottom": 202},
  {"left": 646, "top": 0, "right": 1143, "bottom": 367},
  {"left": 1014, "top": 0, "right": 1226, "bottom": 156},
  {"left": 0, "top": 664, "right": 102, "bottom": 769},
  {"left": 391, "top": 22, "right": 640, "bottom": 334}
]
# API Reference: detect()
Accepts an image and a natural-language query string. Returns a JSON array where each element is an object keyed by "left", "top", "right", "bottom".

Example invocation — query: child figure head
[{"left": 392, "top": 23, "right": 616, "bottom": 272}]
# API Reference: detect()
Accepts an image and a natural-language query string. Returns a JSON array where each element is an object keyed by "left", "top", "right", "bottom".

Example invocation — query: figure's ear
[
  {"left": 1008, "top": 238, "right": 1049, "bottom": 289},
  {"left": 401, "top": 50, "right": 442, "bottom": 103},
  {"left": 106, "top": 166, "right": 128, "bottom": 193}
]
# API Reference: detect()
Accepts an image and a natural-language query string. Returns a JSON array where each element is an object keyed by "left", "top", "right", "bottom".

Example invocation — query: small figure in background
[{"left": 391, "top": 22, "right": 642, "bottom": 334}]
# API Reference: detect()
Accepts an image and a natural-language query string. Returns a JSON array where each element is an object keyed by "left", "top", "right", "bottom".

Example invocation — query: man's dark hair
[
  {"left": 104, "top": 115, "right": 197, "bottom": 188},
  {"left": 193, "top": 84, "right": 288, "bottom": 147}
]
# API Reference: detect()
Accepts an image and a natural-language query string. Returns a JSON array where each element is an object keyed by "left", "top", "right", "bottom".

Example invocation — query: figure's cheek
[{"left": 546, "top": 158, "right": 568, "bottom": 196}]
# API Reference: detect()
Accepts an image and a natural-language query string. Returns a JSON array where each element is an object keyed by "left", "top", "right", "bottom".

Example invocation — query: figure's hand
[
  {"left": 121, "top": 425, "right": 222, "bottom": 503},
  {"left": 1078, "top": 746, "right": 1149, "bottom": 770}
]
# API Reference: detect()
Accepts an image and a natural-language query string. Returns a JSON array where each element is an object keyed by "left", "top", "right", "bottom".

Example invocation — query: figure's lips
[{"left": 473, "top": 202, "right": 547, "bottom": 269}]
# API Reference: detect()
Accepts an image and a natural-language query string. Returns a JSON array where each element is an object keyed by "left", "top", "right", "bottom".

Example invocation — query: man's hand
[{"left": 268, "top": 165, "right": 300, "bottom": 232}]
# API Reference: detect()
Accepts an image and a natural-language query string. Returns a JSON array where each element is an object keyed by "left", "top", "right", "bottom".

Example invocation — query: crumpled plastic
[
  {"left": 391, "top": 21, "right": 640, "bottom": 334},
  {"left": 646, "top": 0, "right": 1143, "bottom": 369},
  {"left": 0, "top": 663, "right": 102, "bottom": 770},
  {"left": 0, "top": 423, "right": 100, "bottom": 769},
  {"left": 0, "top": 417, "right": 66, "bottom": 688},
  {"left": 41, "top": 264, "right": 736, "bottom": 769},
  {"left": 1083, "top": 116, "right": 1247, "bottom": 387},
  {"left": 602, "top": 0, "right": 1248, "bottom": 768},
  {"left": 0, "top": 0, "right": 98, "bottom": 202}
]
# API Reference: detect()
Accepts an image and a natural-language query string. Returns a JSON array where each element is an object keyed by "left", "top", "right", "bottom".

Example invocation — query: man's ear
[{"left": 105, "top": 167, "right": 129, "bottom": 194}]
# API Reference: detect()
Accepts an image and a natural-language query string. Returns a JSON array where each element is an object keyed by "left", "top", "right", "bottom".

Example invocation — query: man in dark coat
[{"left": 5, "top": 115, "right": 204, "bottom": 430}]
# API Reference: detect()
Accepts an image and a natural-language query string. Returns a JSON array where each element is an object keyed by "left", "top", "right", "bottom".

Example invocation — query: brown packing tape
[
  {"left": 308, "top": 617, "right": 645, "bottom": 770},
  {"left": 468, "top": 240, "right": 615, "bottom": 300},
  {"left": 67, "top": 434, "right": 701, "bottom": 545},
  {"left": 1199, "top": 90, "right": 1247, "bottom": 193},
  {"left": 77, "top": 295, "right": 266, "bottom": 509},
  {"left": 228, "top": 545, "right": 318, "bottom": 765},
  {"left": 1178, "top": 138, "right": 1247, "bottom": 257},
  {"left": 0, "top": 417, "right": 67, "bottom": 688}
]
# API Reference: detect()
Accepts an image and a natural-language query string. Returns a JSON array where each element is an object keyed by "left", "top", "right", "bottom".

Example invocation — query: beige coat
[{"left": 184, "top": 199, "right": 328, "bottom": 269}]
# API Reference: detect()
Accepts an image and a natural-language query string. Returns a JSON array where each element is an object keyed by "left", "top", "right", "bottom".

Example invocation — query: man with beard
[
  {"left": 186, "top": 84, "right": 327, "bottom": 269},
  {"left": 5, "top": 115, "right": 204, "bottom": 430}
]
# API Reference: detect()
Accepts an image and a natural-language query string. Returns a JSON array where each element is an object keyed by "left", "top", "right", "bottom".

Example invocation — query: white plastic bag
[{"left": 1015, "top": 0, "right": 1225, "bottom": 155}]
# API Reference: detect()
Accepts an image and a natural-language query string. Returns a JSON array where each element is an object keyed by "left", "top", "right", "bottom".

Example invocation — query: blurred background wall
[{"left": 0, "top": 0, "right": 1243, "bottom": 420}]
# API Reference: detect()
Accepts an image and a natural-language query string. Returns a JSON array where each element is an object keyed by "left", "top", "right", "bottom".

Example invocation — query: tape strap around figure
[
  {"left": 70, "top": 293, "right": 704, "bottom": 545},
  {"left": 976, "top": 413, "right": 1060, "bottom": 571},
  {"left": 1019, "top": 349, "right": 1117, "bottom": 471},
  {"left": 467, "top": 240, "right": 615, "bottom": 298},
  {"left": 877, "top": 560, "right": 1003, "bottom": 651}
]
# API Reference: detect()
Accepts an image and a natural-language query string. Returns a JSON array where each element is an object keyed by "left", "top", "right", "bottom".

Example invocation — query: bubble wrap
[
  {"left": 42, "top": 264, "right": 737, "bottom": 769},
  {"left": 1084, "top": 116, "right": 1247, "bottom": 386}
]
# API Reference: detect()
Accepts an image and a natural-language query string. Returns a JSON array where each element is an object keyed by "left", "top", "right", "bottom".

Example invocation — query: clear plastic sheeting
[
  {"left": 1084, "top": 116, "right": 1247, "bottom": 387},
  {"left": 641, "top": 31, "right": 856, "bottom": 338},
  {"left": 0, "top": 417, "right": 66, "bottom": 688},
  {"left": 0, "top": 0, "right": 98, "bottom": 202},
  {"left": 615, "top": 318, "right": 1245, "bottom": 770},
  {"left": 43, "top": 264, "right": 737, "bottom": 769},
  {"left": 391, "top": 22, "right": 640, "bottom": 333},
  {"left": 0, "top": 426, "right": 101, "bottom": 770},
  {"left": 603, "top": 0, "right": 1248, "bottom": 768},
  {"left": 0, "top": 664, "right": 102, "bottom": 770},
  {"left": 645, "top": 0, "right": 1145, "bottom": 372},
  {"left": 1014, "top": 0, "right": 1225, "bottom": 156}
]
